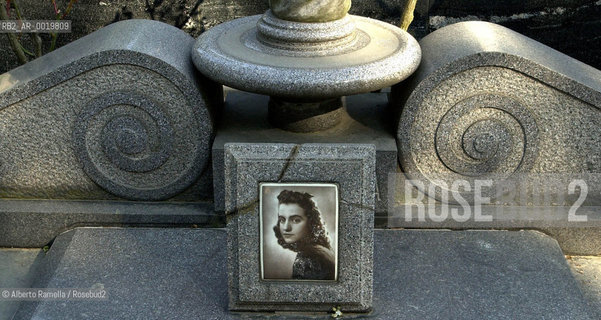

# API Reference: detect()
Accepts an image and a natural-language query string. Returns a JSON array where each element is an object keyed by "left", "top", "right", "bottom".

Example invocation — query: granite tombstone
[{"left": 224, "top": 143, "right": 375, "bottom": 312}]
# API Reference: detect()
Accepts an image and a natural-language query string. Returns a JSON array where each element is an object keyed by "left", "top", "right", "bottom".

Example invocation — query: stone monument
[
  {"left": 389, "top": 21, "right": 601, "bottom": 254},
  {"left": 391, "top": 21, "right": 601, "bottom": 205},
  {"left": 192, "top": 0, "right": 420, "bottom": 132},
  {"left": 192, "top": 0, "right": 420, "bottom": 314},
  {"left": 0, "top": 20, "right": 221, "bottom": 201},
  {"left": 0, "top": 20, "right": 222, "bottom": 247},
  {"left": 225, "top": 143, "right": 375, "bottom": 312},
  {"left": 198, "top": 0, "right": 421, "bottom": 221},
  {"left": 0, "top": 8, "right": 600, "bottom": 320}
]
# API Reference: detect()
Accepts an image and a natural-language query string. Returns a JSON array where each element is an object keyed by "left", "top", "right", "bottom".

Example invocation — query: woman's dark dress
[{"left": 292, "top": 249, "right": 335, "bottom": 280}]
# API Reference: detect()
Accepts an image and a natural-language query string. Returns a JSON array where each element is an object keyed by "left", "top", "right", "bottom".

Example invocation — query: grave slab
[
  {"left": 0, "top": 249, "right": 43, "bottom": 320},
  {"left": 11, "top": 228, "right": 595, "bottom": 319}
]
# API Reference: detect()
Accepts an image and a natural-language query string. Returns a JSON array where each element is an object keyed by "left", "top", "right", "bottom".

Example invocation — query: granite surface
[
  {"left": 224, "top": 143, "right": 375, "bottom": 312},
  {"left": 0, "top": 200, "right": 218, "bottom": 248},
  {"left": 567, "top": 255, "right": 601, "bottom": 319},
  {"left": 0, "top": 249, "right": 43, "bottom": 320},
  {"left": 254, "top": 10, "right": 359, "bottom": 58},
  {"left": 0, "top": 19, "right": 221, "bottom": 201},
  {"left": 10, "top": 228, "right": 595, "bottom": 319},
  {"left": 12, "top": 228, "right": 229, "bottom": 320},
  {"left": 192, "top": 13, "right": 421, "bottom": 99},
  {"left": 392, "top": 21, "right": 601, "bottom": 210},
  {"left": 371, "top": 229, "right": 594, "bottom": 319},
  {"left": 542, "top": 227, "right": 601, "bottom": 256},
  {"left": 212, "top": 90, "right": 398, "bottom": 220}
]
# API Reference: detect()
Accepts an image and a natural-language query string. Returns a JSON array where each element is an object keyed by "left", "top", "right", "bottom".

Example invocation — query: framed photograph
[
  {"left": 225, "top": 143, "right": 375, "bottom": 312},
  {"left": 260, "top": 183, "right": 338, "bottom": 281}
]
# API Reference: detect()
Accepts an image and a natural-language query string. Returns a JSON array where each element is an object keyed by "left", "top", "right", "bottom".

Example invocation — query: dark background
[{"left": 1, "top": 0, "right": 600, "bottom": 73}]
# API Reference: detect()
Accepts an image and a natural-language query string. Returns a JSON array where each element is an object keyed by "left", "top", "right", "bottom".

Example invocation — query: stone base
[
  {"left": 0, "top": 200, "right": 220, "bottom": 248},
  {"left": 212, "top": 90, "right": 399, "bottom": 218},
  {"left": 11, "top": 228, "right": 595, "bottom": 319},
  {"left": 267, "top": 96, "right": 344, "bottom": 132}
]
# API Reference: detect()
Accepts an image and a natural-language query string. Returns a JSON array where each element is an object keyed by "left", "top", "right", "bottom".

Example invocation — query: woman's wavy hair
[{"left": 273, "top": 190, "right": 332, "bottom": 252}]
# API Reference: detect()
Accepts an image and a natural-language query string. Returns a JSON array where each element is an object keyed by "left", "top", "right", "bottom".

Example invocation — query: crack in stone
[
  {"left": 228, "top": 145, "right": 300, "bottom": 218},
  {"left": 341, "top": 199, "right": 373, "bottom": 212},
  {"left": 277, "top": 144, "right": 300, "bottom": 182}
]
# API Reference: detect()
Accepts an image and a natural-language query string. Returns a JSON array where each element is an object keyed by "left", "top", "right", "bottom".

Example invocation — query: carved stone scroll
[
  {"left": 0, "top": 20, "right": 222, "bottom": 200},
  {"left": 392, "top": 21, "right": 601, "bottom": 201}
]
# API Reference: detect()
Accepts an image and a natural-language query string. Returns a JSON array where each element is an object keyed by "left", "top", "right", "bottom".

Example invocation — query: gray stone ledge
[
  {"left": 11, "top": 228, "right": 595, "bottom": 319},
  {"left": 0, "top": 200, "right": 219, "bottom": 248},
  {"left": 1, "top": 19, "right": 221, "bottom": 110}
]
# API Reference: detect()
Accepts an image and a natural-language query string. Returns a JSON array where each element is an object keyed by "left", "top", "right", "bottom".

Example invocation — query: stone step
[
  {"left": 0, "top": 249, "right": 43, "bottom": 320},
  {"left": 0, "top": 200, "right": 219, "bottom": 248},
  {"left": 6, "top": 228, "right": 596, "bottom": 319}
]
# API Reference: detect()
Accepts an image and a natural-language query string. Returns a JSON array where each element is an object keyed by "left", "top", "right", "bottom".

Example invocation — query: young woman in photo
[{"left": 273, "top": 190, "right": 336, "bottom": 280}]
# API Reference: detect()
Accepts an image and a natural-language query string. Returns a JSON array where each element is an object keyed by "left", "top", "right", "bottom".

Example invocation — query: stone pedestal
[{"left": 212, "top": 90, "right": 398, "bottom": 220}]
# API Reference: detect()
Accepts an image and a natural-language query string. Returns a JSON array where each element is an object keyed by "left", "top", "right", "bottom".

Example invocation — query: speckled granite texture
[
  {"left": 393, "top": 21, "right": 601, "bottom": 184},
  {"left": 192, "top": 13, "right": 420, "bottom": 99},
  {"left": 0, "top": 200, "right": 218, "bottom": 247},
  {"left": 391, "top": 21, "right": 601, "bottom": 213},
  {"left": 269, "top": 0, "right": 351, "bottom": 22},
  {"left": 224, "top": 143, "right": 375, "bottom": 312},
  {"left": 10, "top": 228, "right": 595, "bottom": 319},
  {"left": 212, "top": 91, "right": 398, "bottom": 220},
  {"left": 0, "top": 19, "right": 221, "bottom": 201},
  {"left": 389, "top": 21, "right": 601, "bottom": 254}
]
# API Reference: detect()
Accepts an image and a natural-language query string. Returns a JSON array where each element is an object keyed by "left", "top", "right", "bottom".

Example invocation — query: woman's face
[{"left": 278, "top": 203, "right": 309, "bottom": 244}]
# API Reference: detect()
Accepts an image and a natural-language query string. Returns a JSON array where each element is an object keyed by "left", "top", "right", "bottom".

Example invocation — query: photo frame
[
  {"left": 224, "top": 143, "right": 375, "bottom": 312},
  {"left": 259, "top": 183, "right": 339, "bottom": 281}
]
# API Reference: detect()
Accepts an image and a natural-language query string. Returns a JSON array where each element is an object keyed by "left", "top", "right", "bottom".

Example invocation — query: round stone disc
[{"left": 192, "top": 14, "right": 421, "bottom": 99}]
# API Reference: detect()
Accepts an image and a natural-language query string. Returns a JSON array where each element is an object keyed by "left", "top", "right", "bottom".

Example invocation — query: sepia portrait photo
[{"left": 260, "top": 183, "right": 338, "bottom": 281}]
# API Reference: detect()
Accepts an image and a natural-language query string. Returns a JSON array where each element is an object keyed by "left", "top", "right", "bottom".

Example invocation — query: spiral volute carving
[
  {"left": 435, "top": 94, "right": 538, "bottom": 177},
  {"left": 399, "top": 92, "right": 539, "bottom": 202},
  {"left": 73, "top": 91, "right": 208, "bottom": 200}
]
